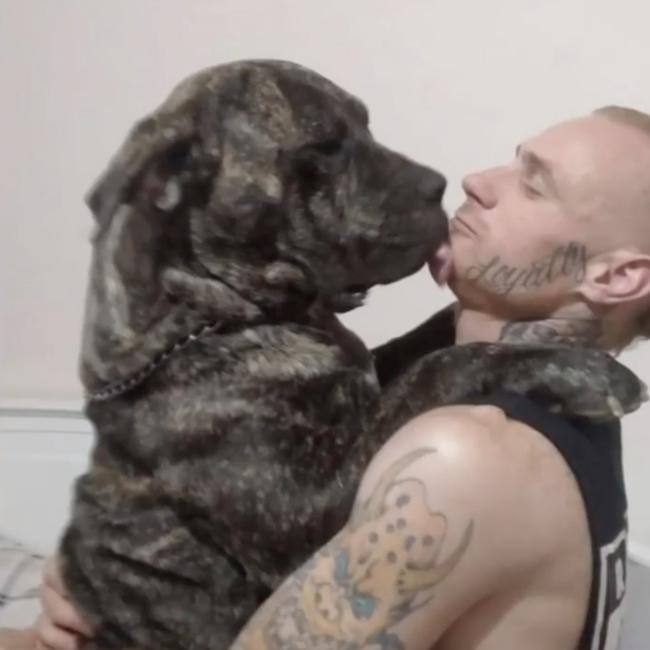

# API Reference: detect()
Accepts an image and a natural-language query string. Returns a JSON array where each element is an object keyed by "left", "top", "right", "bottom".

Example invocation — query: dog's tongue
[{"left": 430, "top": 243, "right": 453, "bottom": 287}]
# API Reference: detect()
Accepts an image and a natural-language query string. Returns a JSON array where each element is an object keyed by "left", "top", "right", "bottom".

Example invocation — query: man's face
[{"left": 440, "top": 114, "right": 650, "bottom": 319}]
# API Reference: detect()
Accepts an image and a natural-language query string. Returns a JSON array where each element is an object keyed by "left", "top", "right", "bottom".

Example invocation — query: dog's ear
[
  {"left": 86, "top": 66, "right": 231, "bottom": 232},
  {"left": 85, "top": 119, "right": 152, "bottom": 230},
  {"left": 85, "top": 111, "right": 217, "bottom": 236}
]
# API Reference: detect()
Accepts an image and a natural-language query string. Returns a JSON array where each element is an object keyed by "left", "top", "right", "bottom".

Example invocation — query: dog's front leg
[{"left": 374, "top": 341, "right": 647, "bottom": 441}]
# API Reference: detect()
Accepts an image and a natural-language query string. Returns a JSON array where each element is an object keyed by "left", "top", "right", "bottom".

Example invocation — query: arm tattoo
[{"left": 230, "top": 449, "right": 474, "bottom": 650}]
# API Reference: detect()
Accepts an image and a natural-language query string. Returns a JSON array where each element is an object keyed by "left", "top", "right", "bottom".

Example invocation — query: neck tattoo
[
  {"left": 498, "top": 319, "right": 602, "bottom": 346},
  {"left": 465, "top": 242, "right": 587, "bottom": 295}
]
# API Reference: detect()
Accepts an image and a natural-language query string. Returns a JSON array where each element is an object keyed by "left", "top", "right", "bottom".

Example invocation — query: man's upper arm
[{"left": 230, "top": 407, "right": 546, "bottom": 650}]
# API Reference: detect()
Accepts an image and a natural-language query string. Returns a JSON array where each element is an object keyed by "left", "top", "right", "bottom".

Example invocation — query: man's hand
[{"left": 34, "top": 557, "right": 93, "bottom": 650}]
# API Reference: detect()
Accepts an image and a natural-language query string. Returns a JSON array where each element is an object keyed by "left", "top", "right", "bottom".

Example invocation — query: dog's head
[{"left": 82, "top": 60, "right": 448, "bottom": 392}]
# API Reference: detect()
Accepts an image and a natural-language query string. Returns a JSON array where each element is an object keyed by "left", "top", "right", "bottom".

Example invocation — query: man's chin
[{"left": 445, "top": 274, "right": 492, "bottom": 311}]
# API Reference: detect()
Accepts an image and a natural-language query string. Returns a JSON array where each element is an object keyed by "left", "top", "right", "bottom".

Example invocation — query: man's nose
[{"left": 461, "top": 170, "right": 498, "bottom": 209}]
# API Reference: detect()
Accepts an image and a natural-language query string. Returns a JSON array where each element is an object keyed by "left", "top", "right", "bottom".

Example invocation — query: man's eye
[{"left": 522, "top": 182, "right": 542, "bottom": 198}]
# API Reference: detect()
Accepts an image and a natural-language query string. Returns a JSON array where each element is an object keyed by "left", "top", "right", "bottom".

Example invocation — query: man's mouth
[{"left": 451, "top": 215, "right": 477, "bottom": 236}]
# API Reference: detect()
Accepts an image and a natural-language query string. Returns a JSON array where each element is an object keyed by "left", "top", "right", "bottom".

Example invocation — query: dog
[
  {"left": 60, "top": 59, "right": 646, "bottom": 650},
  {"left": 62, "top": 59, "right": 448, "bottom": 650}
]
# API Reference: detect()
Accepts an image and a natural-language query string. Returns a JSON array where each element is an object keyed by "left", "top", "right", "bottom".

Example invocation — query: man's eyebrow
[{"left": 515, "top": 145, "right": 559, "bottom": 195}]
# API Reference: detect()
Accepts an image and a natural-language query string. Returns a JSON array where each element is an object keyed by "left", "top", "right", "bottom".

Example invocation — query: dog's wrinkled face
[
  {"left": 82, "top": 60, "right": 448, "bottom": 388},
  {"left": 263, "top": 64, "right": 449, "bottom": 305}
]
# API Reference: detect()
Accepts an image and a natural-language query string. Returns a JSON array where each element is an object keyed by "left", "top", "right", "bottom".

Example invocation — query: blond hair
[
  {"left": 595, "top": 105, "right": 650, "bottom": 137},
  {"left": 593, "top": 106, "right": 650, "bottom": 349}
]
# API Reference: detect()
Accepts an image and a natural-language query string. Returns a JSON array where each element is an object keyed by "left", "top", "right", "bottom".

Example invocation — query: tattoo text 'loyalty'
[{"left": 465, "top": 242, "right": 587, "bottom": 295}]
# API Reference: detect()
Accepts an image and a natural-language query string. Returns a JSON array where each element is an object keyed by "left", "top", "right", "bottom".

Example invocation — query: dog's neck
[
  {"left": 186, "top": 253, "right": 319, "bottom": 322},
  {"left": 81, "top": 258, "right": 326, "bottom": 396}
]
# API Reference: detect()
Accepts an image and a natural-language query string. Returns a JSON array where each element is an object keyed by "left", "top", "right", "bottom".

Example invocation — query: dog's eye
[
  {"left": 293, "top": 135, "right": 346, "bottom": 188},
  {"left": 164, "top": 140, "right": 194, "bottom": 172},
  {"left": 294, "top": 153, "right": 326, "bottom": 187},
  {"left": 310, "top": 137, "right": 345, "bottom": 156}
]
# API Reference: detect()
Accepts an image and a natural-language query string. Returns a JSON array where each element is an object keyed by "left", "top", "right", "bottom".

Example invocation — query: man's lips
[{"left": 450, "top": 215, "right": 477, "bottom": 236}]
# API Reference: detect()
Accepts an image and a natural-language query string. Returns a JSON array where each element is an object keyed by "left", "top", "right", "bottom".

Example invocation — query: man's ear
[{"left": 578, "top": 250, "right": 650, "bottom": 305}]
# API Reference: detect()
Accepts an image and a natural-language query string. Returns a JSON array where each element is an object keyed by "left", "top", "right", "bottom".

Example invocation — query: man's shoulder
[
  {"left": 363, "top": 403, "right": 554, "bottom": 494},
  {"left": 378, "top": 402, "right": 583, "bottom": 490},
  {"left": 357, "top": 404, "right": 589, "bottom": 567}
]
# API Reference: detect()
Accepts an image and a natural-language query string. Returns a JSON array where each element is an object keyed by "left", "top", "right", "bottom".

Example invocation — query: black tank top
[{"left": 464, "top": 392, "right": 627, "bottom": 650}]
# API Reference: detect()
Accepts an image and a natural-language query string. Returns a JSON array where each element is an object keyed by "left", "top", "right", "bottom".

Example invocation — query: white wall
[{"left": 1, "top": 0, "right": 649, "bottom": 551}]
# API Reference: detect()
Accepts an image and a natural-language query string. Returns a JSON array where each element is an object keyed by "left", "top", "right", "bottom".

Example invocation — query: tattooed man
[{"left": 36, "top": 108, "right": 650, "bottom": 650}]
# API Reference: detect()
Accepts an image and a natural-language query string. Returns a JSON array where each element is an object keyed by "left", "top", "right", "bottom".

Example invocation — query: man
[{"left": 33, "top": 106, "right": 650, "bottom": 650}]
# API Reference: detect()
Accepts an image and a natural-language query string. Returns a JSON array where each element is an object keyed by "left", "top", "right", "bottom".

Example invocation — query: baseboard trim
[{"left": 0, "top": 398, "right": 84, "bottom": 414}]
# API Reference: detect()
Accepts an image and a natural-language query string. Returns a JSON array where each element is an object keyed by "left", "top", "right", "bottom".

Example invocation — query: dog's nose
[{"left": 418, "top": 171, "right": 447, "bottom": 204}]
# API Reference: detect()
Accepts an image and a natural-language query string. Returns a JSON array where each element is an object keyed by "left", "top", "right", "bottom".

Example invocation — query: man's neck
[{"left": 455, "top": 307, "right": 603, "bottom": 347}]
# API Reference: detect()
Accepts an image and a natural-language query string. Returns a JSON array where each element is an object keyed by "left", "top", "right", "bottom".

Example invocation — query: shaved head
[
  {"left": 445, "top": 108, "right": 650, "bottom": 349},
  {"left": 592, "top": 107, "right": 650, "bottom": 250}
]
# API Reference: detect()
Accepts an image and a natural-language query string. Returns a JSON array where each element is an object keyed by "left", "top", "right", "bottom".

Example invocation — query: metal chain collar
[{"left": 86, "top": 320, "right": 223, "bottom": 402}]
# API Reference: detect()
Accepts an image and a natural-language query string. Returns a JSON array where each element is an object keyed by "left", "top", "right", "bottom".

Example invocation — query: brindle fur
[{"left": 60, "top": 60, "right": 646, "bottom": 650}]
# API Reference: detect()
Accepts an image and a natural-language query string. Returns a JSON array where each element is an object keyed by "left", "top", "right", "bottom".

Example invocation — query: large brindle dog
[{"left": 60, "top": 60, "right": 646, "bottom": 650}]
